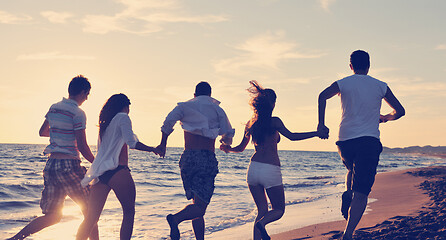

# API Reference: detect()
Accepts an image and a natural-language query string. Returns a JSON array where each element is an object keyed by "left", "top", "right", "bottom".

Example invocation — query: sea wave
[
  {"left": 285, "top": 195, "right": 325, "bottom": 206},
  {"left": 0, "top": 200, "right": 37, "bottom": 210},
  {"left": 1, "top": 144, "right": 445, "bottom": 239},
  {"left": 207, "top": 208, "right": 257, "bottom": 234},
  {"left": 305, "top": 176, "right": 334, "bottom": 180},
  {"left": 284, "top": 180, "right": 338, "bottom": 190}
]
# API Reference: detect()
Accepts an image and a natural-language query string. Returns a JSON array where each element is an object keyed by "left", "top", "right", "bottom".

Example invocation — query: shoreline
[
  {"left": 1, "top": 145, "right": 445, "bottom": 239},
  {"left": 272, "top": 166, "right": 446, "bottom": 239}
]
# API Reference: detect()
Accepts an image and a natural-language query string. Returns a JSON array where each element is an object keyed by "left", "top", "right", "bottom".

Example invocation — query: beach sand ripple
[
  {"left": 351, "top": 166, "right": 446, "bottom": 239},
  {"left": 273, "top": 166, "right": 446, "bottom": 240}
]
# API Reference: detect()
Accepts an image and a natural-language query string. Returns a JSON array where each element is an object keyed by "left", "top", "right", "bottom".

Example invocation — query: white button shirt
[
  {"left": 81, "top": 112, "right": 138, "bottom": 187},
  {"left": 161, "top": 95, "right": 235, "bottom": 144}
]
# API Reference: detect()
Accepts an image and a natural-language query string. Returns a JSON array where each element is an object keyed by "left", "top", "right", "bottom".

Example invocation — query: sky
[{"left": 0, "top": 0, "right": 445, "bottom": 152}]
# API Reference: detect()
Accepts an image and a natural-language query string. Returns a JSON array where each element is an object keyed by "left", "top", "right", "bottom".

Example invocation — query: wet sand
[{"left": 272, "top": 166, "right": 446, "bottom": 239}]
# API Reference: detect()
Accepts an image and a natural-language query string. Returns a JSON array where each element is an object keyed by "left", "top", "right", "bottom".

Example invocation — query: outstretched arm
[
  {"left": 274, "top": 117, "right": 320, "bottom": 141},
  {"left": 134, "top": 142, "right": 160, "bottom": 155},
  {"left": 119, "top": 114, "right": 160, "bottom": 155},
  {"left": 156, "top": 106, "right": 183, "bottom": 158},
  {"left": 156, "top": 132, "right": 169, "bottom": 158},
  {"left": 217, "top": 107, "right": 235, "bottom": 146},
  {"left": 220, "top": 124, "right": 250, "bottom": 153},
  {"left": 318, "top": 82, "right": 340, "bottom": 139},
  {"left": 380, "top": 87, "right": 405, "bottom": 123}
]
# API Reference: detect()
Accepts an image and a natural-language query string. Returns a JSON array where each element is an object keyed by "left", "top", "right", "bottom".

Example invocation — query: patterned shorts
[
  {"left": 179, "top": 150, "right": 218, "bottom": 204},
  {"left": 40, "top": 158, "right": 90, "bottom": 214}
]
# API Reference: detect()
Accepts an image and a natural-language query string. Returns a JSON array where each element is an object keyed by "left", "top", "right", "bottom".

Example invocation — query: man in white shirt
[
  {"left": 317, "top": 50, "right": 405, "bottom": 240},
  {"left": 156, "top": 82, "right": 234, "bottom": 240}
]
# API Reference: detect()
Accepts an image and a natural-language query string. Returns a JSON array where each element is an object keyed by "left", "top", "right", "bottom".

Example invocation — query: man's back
[
  {"left": 161, "top": 95, "right": 234, "bottom": 149},
  {"left": 337, "top": 74, "right": 388, "bottom": 141},
  {"left": 317, "top": 50, "right": 405, "bottom": 240},
  {"left": 44, "top": 97, "right": 86, "bottom": 158}
]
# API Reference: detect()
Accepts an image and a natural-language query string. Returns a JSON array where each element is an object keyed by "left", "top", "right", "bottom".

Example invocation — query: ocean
[{"left": 0, "top": 143, "right": 444, "bottom": 240}]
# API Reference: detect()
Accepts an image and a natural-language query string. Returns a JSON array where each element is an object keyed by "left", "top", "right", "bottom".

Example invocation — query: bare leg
[
  {"left": 108, "top": 168, "right": 136, "bottom": 240},
  {"left": 248, "top": 185, "right": 268, "bottom": 240},
  {"left": 261, "top": 185, "right": 285, "bottom": 224},
  {"left": 345, "top": 170, "right": 352, "bottom": 191},
  {"left": 341, "top": 170, "right": 354, "bottom": 220},
  {"left": 192, "top": 216, "right": 205, "bottom": 240},
  {"left": 166, "top": 214, "right": 180, "bottom": 240},
  {"left": 172, "top": 194, "right": 208, "bottom": 223},
  {"left": 167, "top": 194, "right": 208, "bottom": 240},
  {"left": 343, "top": 191, "right": 368, "bottom": 239},
  {"left": 7, "top": 212, "right": 62, "bottom": 240},
  {"left": 71, "top": 186, "right": 103, "bottom": 240},
  {"left": 256, "top": 185, "right": 285, "bottom": 240},
  {"left": 76, "top": 183, "right": 111, "bottom": 240},
  {"left": 87, "top": 225, "right": 99, "bottom": 240}
]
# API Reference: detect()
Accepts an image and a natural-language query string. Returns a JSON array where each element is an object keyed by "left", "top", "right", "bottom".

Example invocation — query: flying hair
[{"left": 246, "top": 80, "right": 277, "bottom": 145}]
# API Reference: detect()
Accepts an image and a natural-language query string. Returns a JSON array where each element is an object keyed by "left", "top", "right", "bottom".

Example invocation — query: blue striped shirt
[{"left": 43, "top": 98, "right": 87, "bottom": 158}]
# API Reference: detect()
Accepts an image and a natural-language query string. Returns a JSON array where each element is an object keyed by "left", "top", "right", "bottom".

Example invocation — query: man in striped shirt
[{"left": 8, "top": 75, "right": 99, "bottom": 240}]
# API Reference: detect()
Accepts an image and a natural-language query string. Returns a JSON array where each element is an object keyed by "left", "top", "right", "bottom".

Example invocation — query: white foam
[{"left": 209, "top": 192, "right": 344, "bottom": 240}]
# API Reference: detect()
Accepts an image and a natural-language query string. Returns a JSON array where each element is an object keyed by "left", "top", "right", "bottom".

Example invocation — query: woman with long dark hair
[
  {"left": 76, "top": 93, "right": 159, "bottom": 240},
  {"left": 220, "top": 81, "right": 326, "bottom": 240}
]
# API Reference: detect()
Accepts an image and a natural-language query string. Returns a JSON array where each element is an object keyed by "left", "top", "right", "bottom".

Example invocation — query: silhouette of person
[
  {"left": 8, "top": 75, "right": 99, "bottom": 240},
  {"left": 318, "top": 50, "right": 405, "bottom": 240},
  {"left": 220, "top": 80, "right": 327, "bottom": 240},
  {"left": 156, "top": 82, "right": 234, "bottom": 240}
]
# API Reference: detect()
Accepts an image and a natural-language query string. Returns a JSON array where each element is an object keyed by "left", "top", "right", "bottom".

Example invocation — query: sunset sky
[{"left": 0, "top": 0, "right": 445, "bottom": 151}]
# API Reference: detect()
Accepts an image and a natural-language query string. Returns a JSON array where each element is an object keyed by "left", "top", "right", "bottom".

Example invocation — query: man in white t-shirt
[{"left": 317, "top": 50, "right": 405, "bottom": 240}]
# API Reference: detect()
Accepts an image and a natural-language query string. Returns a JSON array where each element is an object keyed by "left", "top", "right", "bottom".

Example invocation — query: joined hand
[
  {"left": 317, "top": 124, "right": 329, "bottom": 139},
  {"left": 155, "top": 145, "right": 166, "bottom": 158},
  {"left": 219, "top": 144, "right": 231, "bottom": 153}
]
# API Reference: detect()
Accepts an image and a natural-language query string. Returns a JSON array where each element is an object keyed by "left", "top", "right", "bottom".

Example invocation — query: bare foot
[
  {"left": 166, "top": 214, "right": 180, "bottom": 240},
  {"left": 342, "top": 232, "right": 353, "bottom": 240},
  {"left": 255, "top": 221, "right": 270, "bottom": 240},
  {"left": 341, "top": 190, "right": 352, "bottom": 220}
]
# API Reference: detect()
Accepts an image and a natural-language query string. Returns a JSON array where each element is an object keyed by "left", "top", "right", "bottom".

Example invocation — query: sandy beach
[{"left": 272, "top": 166, "right": 446, "bottom": 240}]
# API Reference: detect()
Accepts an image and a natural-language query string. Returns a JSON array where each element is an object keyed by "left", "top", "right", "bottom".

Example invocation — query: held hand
[
  {"left": 317, "top": 130, "right": 329, "bottom": 139},
  {"left": 155, "top": 145, "right": 166, "bottom": 158},
  {"left": 220, "top": 136, "right": 233, "bottom": 146},
  {"left": 151, "top": 147, "right": 162, "bottom": 156},
  {"left": 317, "top": 124, "right": 329, "bottom": 139},
  {"left": 219, "top": 144, "right": 231, "bottom": 153}
]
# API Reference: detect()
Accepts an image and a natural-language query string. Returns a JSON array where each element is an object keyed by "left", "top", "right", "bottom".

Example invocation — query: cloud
[
  {"left": 82, "top": 0, "right": 228, "bottom": 35},
  {"left": 0, "top": 10, "right": 32, "bottom": 24},
  {"left": 319, "top": 0, "right": 336, "bottom": 12},
  {"left": 371, "top": 67, "right": 399, "bottom": 76},
  {"left": 41, "top": 11, "right": 73, "bottom": 24},
  {"left": 82, "top": 14, "right": 163, "bottom": 35},
  {"left": 386, "top": 77, "right": 446, "bottom": 97},
  {"left": 254, "top": 77, "right": 313, "bottom": 86},
  {"left": 435, "top": 44, "right": 446, "bottom": 50},
  {"left": 17, "top": 52, "right": 95, "bottom": 61},
  {"left": 214, "top": 31, "right": 325, "bottom": 74},
  {"left": 396, "top": 82, "right": 446, "bottom": 97}
]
